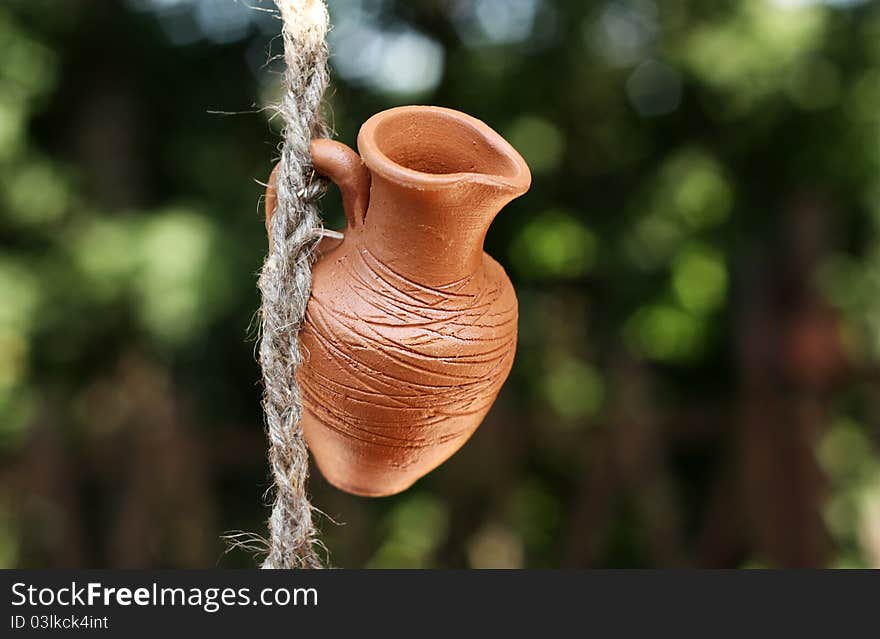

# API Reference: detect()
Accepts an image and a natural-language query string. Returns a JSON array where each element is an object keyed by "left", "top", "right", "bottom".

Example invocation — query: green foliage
[
  {"left": 511, "top": 209, "right": 597, "bottom": 279},
  {"left": 368, "top": 494, "right": 449, "bottom": 568},
  {"left": 505, "top": 116, "right": 565, "bottom": 174},
  {"left": 819, "top": 418, "right": 880, "bottom": 567},
  {"left": 542, "top": 356, "right": 605, "bottom": 422}
]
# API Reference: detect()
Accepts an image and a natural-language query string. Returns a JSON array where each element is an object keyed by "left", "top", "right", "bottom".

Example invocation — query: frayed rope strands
[{"left": 258, "top": 0, "right": 330, "bottom": 569}]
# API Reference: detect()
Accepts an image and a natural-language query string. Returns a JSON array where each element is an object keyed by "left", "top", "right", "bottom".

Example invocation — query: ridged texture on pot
[{"left": 299, "top": 233, "right": 518, "bottom": 496}]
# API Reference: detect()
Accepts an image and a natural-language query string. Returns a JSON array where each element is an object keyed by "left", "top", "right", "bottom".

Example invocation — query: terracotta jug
[{"left": 265, "top": 105, "right": 531, "bottom": 496}]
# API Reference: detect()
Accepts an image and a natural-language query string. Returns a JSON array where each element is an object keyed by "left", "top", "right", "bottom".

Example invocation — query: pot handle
[{"left": 264, "top": 139, "right": 371, "bottom": 238}]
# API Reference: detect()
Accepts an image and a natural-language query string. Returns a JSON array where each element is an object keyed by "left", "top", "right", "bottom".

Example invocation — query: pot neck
[
  {"left": 346, "top": 105, "right": 531, "bottom": 287},
  {"left": 356, "top": 174, "right": 508, "bottom": 287}
]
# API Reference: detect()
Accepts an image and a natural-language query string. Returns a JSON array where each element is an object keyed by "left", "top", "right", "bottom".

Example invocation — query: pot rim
[{"left": 356, "top": 105, "right": 531, "bottom": 193}]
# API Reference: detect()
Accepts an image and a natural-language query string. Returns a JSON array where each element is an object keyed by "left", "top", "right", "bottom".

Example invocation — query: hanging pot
[{"left": 266, "top": 105, "right": 531, "bottom": 496}]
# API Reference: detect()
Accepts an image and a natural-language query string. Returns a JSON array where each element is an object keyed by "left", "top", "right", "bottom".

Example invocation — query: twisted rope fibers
[{"left": 258, "top": 0, "right": 330, "bottom": 569}]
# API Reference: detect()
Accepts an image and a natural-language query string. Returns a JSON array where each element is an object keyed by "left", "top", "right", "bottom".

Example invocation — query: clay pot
[{"left": 266, "top": 106, "right": 530, "bottom": 496}]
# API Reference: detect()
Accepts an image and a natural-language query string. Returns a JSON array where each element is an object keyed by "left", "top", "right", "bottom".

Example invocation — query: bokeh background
[{"left": 2, "top": 0, "right": 880, "bottom": 568}]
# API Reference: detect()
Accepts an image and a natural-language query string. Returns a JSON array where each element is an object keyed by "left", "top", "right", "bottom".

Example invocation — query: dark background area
[{"left": 1, "top": 0, "right": 880, "bottom": 568}]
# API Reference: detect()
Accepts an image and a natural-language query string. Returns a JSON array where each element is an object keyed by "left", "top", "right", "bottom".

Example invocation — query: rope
[{"left": 258, "top": 0, "right": 330, "bottom": 570}]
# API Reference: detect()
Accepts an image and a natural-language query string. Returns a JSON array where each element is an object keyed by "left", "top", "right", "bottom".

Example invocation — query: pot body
[{"left": 299, "top": 229, "right": 518, "bottom": 496}]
